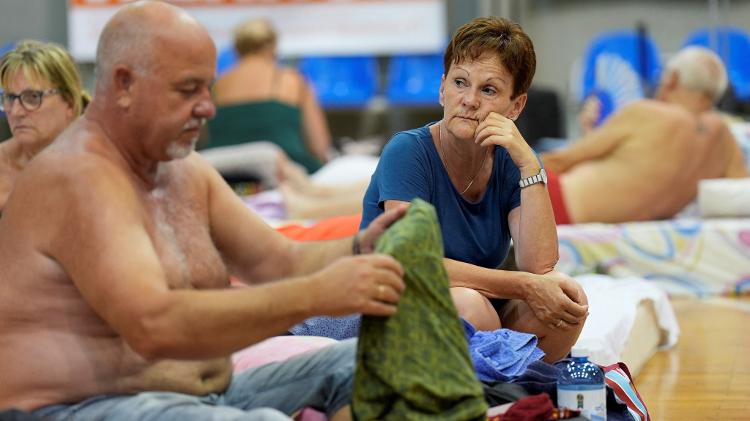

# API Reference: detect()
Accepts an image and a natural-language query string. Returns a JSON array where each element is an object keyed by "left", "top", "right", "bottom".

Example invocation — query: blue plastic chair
[
  {"left": 386, "top": 52, "right": 443, "bottom": 106},
  {"left": 0, "top": 42, "right": 14, "bottom": 56},
  {"left": 682, "top": 26, "right": 750, "bottom": 101},
  {"left": 580, "top": 30, "right": 662, "bottom": 124},
  {"left": 298, "top": 55, "right": 379, "bottom": 109},
  {"left": 216, "top": 45, "right": 238, "bottom": 77},
  {"left": 214, "top": 46, "right": 295, "bottom": 79}
]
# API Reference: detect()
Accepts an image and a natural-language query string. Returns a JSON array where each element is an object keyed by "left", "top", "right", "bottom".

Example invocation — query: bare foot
[
  {"left": 276, "top": 154, "right": 313, "bottom": 192},
  {"left": 279, "top": 182, "right": 310, "bottom": 219},
  {"left": 280, "top": 182, "right": 363, "bottom": 220}
]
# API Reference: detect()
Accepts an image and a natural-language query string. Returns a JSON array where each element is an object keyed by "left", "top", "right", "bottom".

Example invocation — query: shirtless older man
[
  {"left": 0, "top": 2, "right": 407, "bottom": 420},
  {"left": 542, "top": 46, "right": 748, "bottom": 224}
]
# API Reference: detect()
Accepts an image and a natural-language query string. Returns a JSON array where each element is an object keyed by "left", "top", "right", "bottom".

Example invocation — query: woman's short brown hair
[{"left": 443, "top": 17, "right": 536, "bottom": 99}]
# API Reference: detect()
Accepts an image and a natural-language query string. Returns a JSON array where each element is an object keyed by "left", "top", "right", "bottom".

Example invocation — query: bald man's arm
[
  {"left": 32, "top": 156, "right": 326, "bottom": 359},
  {"left": 197, "top": 154, "right": 353, "bottom": 283},
  {"left": 31, "top": 153, "right": 401, "bottom": 360}
]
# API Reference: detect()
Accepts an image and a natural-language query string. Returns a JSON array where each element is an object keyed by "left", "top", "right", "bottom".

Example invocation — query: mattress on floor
[
  {"left": 620, "top": 300, "right": 661, "bottom": 378},
  {"left": 557, "top": 218, "right": 750, "bottom": 297},
  {"left": 573, "top": 274, "right": 680, "bottom": 378}
]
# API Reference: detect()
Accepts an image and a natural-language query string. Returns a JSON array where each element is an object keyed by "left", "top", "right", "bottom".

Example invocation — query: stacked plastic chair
[
  {"left": 216, "top": 45, "right": 239, "bottom": 77},
  {"left": 682, "top": 26, "right": 750, "bottom": 102},
  {"left": 385, "top": 52, "right": 444, "bottom": 107},
  {"left": 298, "top": 55, "right": 379, "bottom": 109},
  {"left": 580, "top": 29, "right": 662, "bottom": 125},
  {"left": 0, "top": 42, "right": 14, "bottom": 57}
]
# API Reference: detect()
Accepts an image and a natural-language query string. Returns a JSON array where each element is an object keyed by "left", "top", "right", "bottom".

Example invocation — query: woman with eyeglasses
[{"left": 0, "top": 40, "right": 90, "bottom": 210}]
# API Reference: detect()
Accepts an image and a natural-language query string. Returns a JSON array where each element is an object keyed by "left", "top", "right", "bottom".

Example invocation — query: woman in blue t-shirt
[{"left": 361, "top": 17, "right": 588, "bottom": 362}]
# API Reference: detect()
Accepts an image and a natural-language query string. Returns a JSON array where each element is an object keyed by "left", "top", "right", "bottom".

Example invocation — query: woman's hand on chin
[{"left": 475, "top": 111, "right": 537, "bottom": 169}]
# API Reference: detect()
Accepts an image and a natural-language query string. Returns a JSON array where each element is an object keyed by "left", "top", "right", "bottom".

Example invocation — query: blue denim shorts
[{"left": 33, "top": 339, "right": 356, "bottom": 421}]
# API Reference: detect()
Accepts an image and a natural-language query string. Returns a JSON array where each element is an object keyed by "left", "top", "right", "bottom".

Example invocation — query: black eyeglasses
[{"left": 0, "top": 88, "right": 60, "bottom": 112}]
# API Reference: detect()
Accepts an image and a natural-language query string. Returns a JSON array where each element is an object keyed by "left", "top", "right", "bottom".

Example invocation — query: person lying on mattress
[
  {"left": 292, "top": 17, "right": 589, "bottom": 364},
  {"left": 0, "top": 2, "right": 408, "bottom": 420},
  {"left": 541, "top": 46, "right": 749, "bottom": 224},
  {"left": 0, "top": 40, "right": 89, "bottom": 211}
]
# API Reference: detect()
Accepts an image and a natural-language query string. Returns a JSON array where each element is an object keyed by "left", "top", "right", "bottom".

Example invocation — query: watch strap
[{"left": 519, "top": 168, "right": 547, "bottom": 189}]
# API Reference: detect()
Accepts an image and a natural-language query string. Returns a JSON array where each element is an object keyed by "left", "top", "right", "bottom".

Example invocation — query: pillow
[
  {"left": 276, "top": 214, "right": 361, "bottom": 241},
  {"left": 698, "top": 178, "right": 750, "bottom": 218}
]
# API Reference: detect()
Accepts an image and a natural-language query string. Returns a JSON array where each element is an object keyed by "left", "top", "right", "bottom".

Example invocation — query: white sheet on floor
[{"left": 573, "top": 274, "right": 680, "bottom": 366}]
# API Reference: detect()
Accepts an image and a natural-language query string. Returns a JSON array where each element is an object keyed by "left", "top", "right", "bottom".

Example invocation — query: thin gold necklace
[{"left": 437, "top": 123, "right": 489, "bottom": 195}]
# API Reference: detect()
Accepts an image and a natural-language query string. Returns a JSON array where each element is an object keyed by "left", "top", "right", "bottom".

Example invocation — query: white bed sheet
[{"left": 557, "top": 218, "right": 750, "bottom": 297}]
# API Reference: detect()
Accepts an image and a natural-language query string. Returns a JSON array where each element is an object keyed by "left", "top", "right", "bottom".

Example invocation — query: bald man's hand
[
  {"left": 356, "top": 202, "right": 409, "bottom": 254},
  {"left": 307, "top": 254, "right": 405, "bottom": 317}
]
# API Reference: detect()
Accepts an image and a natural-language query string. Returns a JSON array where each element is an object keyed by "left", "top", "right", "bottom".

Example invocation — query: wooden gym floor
[{"left": 636, "top": 297, "right": 750, "bottom": 420}]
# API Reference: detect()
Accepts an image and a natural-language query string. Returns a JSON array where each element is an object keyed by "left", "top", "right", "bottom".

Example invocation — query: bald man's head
[{"left": 94, "top": 1, "right": 212, "bottom": 90}]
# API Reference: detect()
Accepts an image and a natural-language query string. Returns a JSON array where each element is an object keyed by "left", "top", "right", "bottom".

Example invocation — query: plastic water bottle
[{"left": 557, "top": 348, "right": 606, "bottom": 421}]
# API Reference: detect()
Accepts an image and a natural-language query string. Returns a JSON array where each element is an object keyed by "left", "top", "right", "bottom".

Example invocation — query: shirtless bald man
[
  {"left": 0, "top": 2, "right": 407, "bottom": 420},
  {"left": 542, "top": 46, "right": 748, "bottom": 224}
]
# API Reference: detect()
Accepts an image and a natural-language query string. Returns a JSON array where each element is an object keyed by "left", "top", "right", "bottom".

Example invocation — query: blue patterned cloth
[{"left": 289, "top": 314, "right": 360, "bottom": 340}]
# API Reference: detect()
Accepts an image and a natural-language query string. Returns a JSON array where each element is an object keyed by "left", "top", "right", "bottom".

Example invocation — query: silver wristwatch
[{"left": 519, "top": 168, "right": 547, "bottom": 189}]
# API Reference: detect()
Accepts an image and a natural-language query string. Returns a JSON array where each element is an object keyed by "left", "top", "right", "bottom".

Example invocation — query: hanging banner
[{"left": 68, "top": 0, "right": 446, "bottom": 61}]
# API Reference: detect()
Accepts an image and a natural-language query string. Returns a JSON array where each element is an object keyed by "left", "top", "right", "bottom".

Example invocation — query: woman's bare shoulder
[
  {"left": 279, "top": 65, "right": 304, "bottom": 81},
  {"left": 0, "top": 138, "right": 19, "bottom": 166},
  {"left": 0, "top": 136, "right": 15, "bottom": 152},
  {"left": 278, "top": 66, "right": 309, "bottom": 99}
]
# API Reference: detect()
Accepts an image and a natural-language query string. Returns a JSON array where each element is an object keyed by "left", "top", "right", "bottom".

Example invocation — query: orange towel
[{"left": 276, "top": 213, "right": 362, "bottom": 241}]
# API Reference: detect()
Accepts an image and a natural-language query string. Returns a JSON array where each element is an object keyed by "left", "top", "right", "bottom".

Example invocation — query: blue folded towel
[{"left": 462, "top": 319, "right": 545, "bottom": 382}]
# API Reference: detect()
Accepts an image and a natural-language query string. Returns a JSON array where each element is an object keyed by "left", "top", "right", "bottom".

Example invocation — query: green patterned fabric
[{"left": 352, "top": 199, "right": 488, "bottom": 421}]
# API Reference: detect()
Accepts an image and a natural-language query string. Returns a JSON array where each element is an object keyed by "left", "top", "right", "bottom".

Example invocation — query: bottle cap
[{"left": 570, "top": 347, "right": 588, "bottom": 358}]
